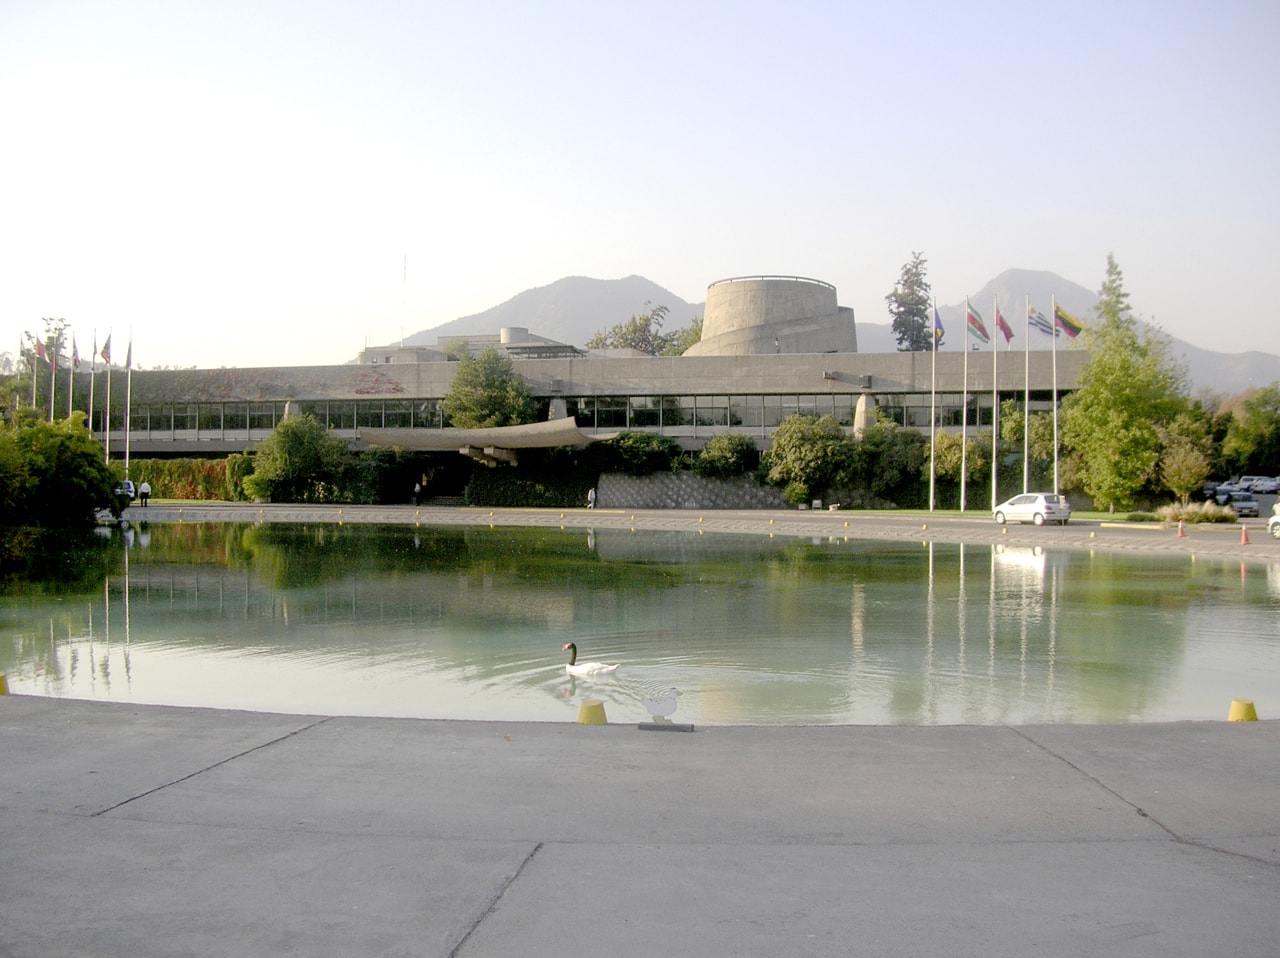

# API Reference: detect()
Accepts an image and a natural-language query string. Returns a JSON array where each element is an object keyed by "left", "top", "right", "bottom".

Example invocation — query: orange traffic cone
[
  {"left": 1240, "top": 524, "right": 1250, "bottom": 545},
  {"left": 1176, "top": 520, "right": 1186, "bottom": 538}
]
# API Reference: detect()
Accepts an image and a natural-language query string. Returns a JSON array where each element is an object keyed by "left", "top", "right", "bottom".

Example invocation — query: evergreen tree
[
  {"left": 1060, "top": 254, "right": 1188, "bottom": 509},
  {"left": 442, "top": 347, "right": 537, "bottom": 428},
  {"left": 886, "top": 252, "right": 934, "bottom": 351}
]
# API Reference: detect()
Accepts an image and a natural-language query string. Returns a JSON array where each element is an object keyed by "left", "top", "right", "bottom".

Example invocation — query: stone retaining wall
[{"left": 596, "top": 472, "right": 788, "bottom": 510}]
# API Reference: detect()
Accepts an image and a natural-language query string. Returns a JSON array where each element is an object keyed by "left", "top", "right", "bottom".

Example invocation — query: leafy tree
[
  {"left": 694, "top": 433, "right": 758, "bottom": 478},
  {"left": 1156, "top": 413, "right": 1214, "bottom": 504},
  {"left": 661, "top": 316, "right": 703, "bottom": 356},
  {"left": 0, "top": 413, "right": 119, "bottom": 526},
  {"left": 242, "top": 414, "right": 351, "bottom": 502},
  {"left": 999, "top": 401, "right": 1059, "bottom": 490},
  {"left": 762, "top": 414, "right": 852, "bottom": 499},
  {"left": 609, "top": 431, "right": 682, "bottom": 475},
  {"left": 586, "top": 303, "right": 674, "bottom": 355},
  {"left": 442, "top": 347, "right": 537, "bottom": 428},
  {"left": 1060, "top": 254, "right": 1187, "bottom": 509},
  {"left": 886, "top": 252, "right": 934, "bottom": 351},
  {"left": 1221, "top": 384, "right": 1280, "bottom": 477},
  {"left": 840, "top": 416, "right": 928, "bottom": 506}
]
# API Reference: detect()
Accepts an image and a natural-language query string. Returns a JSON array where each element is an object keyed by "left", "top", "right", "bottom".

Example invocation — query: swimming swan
[{"left": 562, "top": 642, "right": 619, "bottom": 675}]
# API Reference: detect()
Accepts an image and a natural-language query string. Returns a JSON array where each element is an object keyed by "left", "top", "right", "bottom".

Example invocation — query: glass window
[
  {"left": 172, "top": 404, "right": 196, "bottom": 431},
  {"left": 629, "top": 396, "right": 661, "bottom": 428},
  {"left": 197, "top": 404, "right": 221, "bottom": 432},
  {"left": 597, "top": 396, "right": 628, "bottom": 429},
  {"left": 567, "top": 397, "right": 594, "bottom": 429},
  {"left": 249, "top": 403, "right": 277, "bottom": 430},
  {"left": 356, "top": 402, "right": 382, "bottom": 428},
  {"left": 224, "top": 404, "right": 248, "bottom": 431},
  {"left": 696, "top": 395, "right": 728, "bottom": 427},
  {"left": 729, "top": 395, "right": 760, "bottom": 429},
  {"left": 762, "top": 395, "right": 786, "bottom": 428},
  {"left": 384, "top": 400, "right": 411, "bottom": 428}
]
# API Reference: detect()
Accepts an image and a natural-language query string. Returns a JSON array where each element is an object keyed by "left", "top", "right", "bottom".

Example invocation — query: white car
[
  {"left": 1245, "top": 476, "right": 1279, "bottom": 494},
  {"left": 993, "top": 493, "right": 1071, "bottom": 526},
  {"left": 1270, "top": 511, "right": 1280, "bottom": 540}
]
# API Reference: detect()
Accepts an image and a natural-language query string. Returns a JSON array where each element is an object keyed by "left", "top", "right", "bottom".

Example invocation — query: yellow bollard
[
  {"left": 1228, "top": 699, "right": 1258, "bottom": 722},
  {"left": 0, "top": 673, "right": 8, "bottom": 695},
  {"left": 577, "top": 699, "right": 608, "bottom": 725}
]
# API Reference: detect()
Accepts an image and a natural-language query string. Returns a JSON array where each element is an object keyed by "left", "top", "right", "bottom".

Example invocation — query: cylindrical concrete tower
[{"left": 684, "top": 275, "right": 857, "bottom": 356}]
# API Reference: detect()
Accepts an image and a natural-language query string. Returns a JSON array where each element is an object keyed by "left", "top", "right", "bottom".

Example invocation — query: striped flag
[
  {"left": 994, "top": 307, "right": 1014, "bottom": 343},
  {"left": 72, "top": 336, "right": 81, "bottom": 370},
  {"left": 100, "top": 334, "right": 112, "bottom": 364},
  {"left": 36, "top": 339, "right": 49, "bottom": 364},
  {"left": 1028, "top": 307, "right": 1056, "bottom": 337},
  {"left": 966, "top": 303, "right": 990, "bottom": 343},
  {"left": 933, "top": 307, "right": 945, "bottom": 345},
  {"left": 1053, "top": 303, "right": 1085, "bottom": 338}
]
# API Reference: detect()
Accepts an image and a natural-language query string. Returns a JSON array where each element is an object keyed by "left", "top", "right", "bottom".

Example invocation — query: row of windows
[{"left": 98, "top": 393, "right": 1056, "bottom": 437}]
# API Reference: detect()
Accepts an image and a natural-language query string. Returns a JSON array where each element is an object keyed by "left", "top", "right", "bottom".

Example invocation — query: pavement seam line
[
  {"left": 446, "top": 841, "right": 544, "bottom": 958},
  {"left": 90, "top": 717, "right": 335, "bottom": 817},
  {"left": 1007, "top": 726, "right": 1182, "bottom": 839}
]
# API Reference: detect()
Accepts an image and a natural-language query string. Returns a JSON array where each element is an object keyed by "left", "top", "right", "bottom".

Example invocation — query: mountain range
[{"left": 404, "top": 271, "right": 1280, "bottom": 395}]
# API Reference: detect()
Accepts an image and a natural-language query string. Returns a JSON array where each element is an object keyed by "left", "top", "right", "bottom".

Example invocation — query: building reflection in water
[{"left": 2, "top": 523, "right": 1279, "bottom": 726}]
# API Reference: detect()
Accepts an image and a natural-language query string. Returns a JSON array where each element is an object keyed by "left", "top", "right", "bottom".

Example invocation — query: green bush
[
  {"left": 1153, "top": 501, "right": 1243, "bottom": 524},
  {"left": 694, "top": 433, "right": 759, "bottom": 479},
  {"left": 609, "top": 432, "right": 682, "bottom": 476}
]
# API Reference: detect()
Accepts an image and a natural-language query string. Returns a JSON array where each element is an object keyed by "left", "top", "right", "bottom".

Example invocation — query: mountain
[
  {"left": 406, "top": 275, "right": 704, "bottom": 348},
  {"left": 406, "top": 271, "right": 1280, "bottom": 395}
]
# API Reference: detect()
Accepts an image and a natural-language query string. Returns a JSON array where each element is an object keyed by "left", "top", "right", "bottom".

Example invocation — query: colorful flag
[
  {"left": 72, "top": 336, "right": 81, "bottom": 370},
  {"left": 933, "top": 307, "right": 945, "bottom": 345},
  {"left": 966, "top": 303, "right": 990, "bottom": 343},
  {"left": 1028, "top": 307, "right": 1056, "bottom": 337},
  {"left": 36, "top": 339, "right": 48, "bottom": 364},
  {"left": 101, "top": 334, "right": 112, "bottom": 364},
  {"left": 1053, "top": 303, "right": 1084, "bottom": 338},
  {"left": 994, "top": 307, "right": 1014, "bottom": 343}
]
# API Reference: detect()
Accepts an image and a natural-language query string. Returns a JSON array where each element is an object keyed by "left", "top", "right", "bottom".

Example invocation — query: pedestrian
[
  {"left": 413, "top": 482, "right": 421, "bottom": 506},
  {"left": 139, "top": 480, "right": 151, "bottom": 507},
  {"left": 586, "top": 487, "right": 596, "bottom": 509}
]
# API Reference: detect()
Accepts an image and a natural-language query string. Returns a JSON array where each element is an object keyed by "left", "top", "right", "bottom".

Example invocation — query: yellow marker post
[
  {"left": 577, "top": 699, "right": 608, "bottom": 725},
  {"left": 1228, "top": 698, "right": 1259, "bottom": 722}
]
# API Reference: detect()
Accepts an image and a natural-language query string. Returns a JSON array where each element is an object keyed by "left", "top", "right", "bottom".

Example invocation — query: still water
[{"left": 3, "top": 522, "right": 1279, "bottom": 725}]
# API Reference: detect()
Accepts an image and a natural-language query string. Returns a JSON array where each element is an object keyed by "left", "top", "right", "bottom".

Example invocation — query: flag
[
  {"left": 72, "top": 336, "right": 81, "bottom": 370},
  {"left": 36, "top": 339, "right": 48, "bottom": 364},
  {"left": 1053, "top": 303, "right": 1084, "bottom": 338},
  {"left": 101, "top": 334, "right": 112, "bottom": 364},
  {"left": 1028, "top": 307, "right": 1056, "bottom": 337},
  {"left": 994, "top": 307, "right": 1014, "bottom": 343},
  {"left": 125, "top": 339, "right": 132, "bottom": 369},
  {"left": 966, "top": 303, "right": 990, "bottom": 343},
  {"left": 933, "top": 307, "right": 945, "bottom": 344}
]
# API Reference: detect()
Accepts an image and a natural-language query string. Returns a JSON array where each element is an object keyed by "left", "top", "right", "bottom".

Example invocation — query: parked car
[
  {"left": 1214, "top": 481, "right": 1245, "bottom": 504},
  {"left": 115, "top": 479, "right": 136, "bottom": 501},
  {"left": 993, "top": 493, "right": 1071, "bottom": 526},
  {"left": 1224, "top": 491, "right": 1259, "bottom": 518},
  {"left": 1270, "top": 511, "right": 1280, "bottom": 539},
  {"left": 1245, "top": 476, "right": 1279, "bottom": 494}
]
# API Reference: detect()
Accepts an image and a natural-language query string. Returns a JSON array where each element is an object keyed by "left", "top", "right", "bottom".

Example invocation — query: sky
[{"left": 3, "top": 0, "right": 1278, "bottom": 370}]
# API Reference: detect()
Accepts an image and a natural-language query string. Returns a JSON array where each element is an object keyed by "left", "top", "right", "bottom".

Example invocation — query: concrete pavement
[{"left": 2, "top": 694, "right": 1277, "bottom": 957}]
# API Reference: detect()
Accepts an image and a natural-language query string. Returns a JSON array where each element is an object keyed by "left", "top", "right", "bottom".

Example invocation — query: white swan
[{"left": 562, "top": 642, "right": 619, "bottom": 676}]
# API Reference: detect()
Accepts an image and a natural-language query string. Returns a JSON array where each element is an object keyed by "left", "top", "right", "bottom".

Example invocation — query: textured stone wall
[{"left": 595, "top": 473, "right": 788, "bottom": 510}]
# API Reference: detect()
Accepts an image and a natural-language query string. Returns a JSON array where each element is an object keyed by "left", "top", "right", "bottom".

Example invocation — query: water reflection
[{"left": 2, "top": 523, "right": 1278, "bottom": 726}]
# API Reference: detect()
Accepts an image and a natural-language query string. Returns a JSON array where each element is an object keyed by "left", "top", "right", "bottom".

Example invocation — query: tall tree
[
  {"left": 586, "top": 303, "right": 672, "bottom": 354},
  {"left": 885, "top": 252, "right": 934, "bottom": 351},
  {"left": 661, "top": 316, "right": 703, "bottom": 356},
  {"left": 1222, "top": 383, "right": 1280, "bottom": 476},
  {"left": 1060, "top": 254, "right": 1188, "bottom": 509},
  {"left": 442, "top": 347, "right": 537, "bottom": 428}
]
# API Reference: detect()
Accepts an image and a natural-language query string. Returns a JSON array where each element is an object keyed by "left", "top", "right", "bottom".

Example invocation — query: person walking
[
  {"left": 586, "top": 487, "right": 596, "bottom": 509},
  {"left": 139, "top": 480, "right": 151, "bottom": 507}
]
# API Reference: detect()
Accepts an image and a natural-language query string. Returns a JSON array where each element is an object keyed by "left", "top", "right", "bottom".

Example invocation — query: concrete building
[{"left": 94, "top": 274, "right": 1087, "bottom": 459}]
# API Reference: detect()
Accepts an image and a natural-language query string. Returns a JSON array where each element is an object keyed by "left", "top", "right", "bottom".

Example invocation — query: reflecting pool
[{"left": 3, "top": 522, "right": 1279, "bottom": 725}]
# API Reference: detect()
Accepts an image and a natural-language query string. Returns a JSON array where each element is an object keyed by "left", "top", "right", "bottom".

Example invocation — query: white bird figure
[
  {"left": 562, "top": 642, "right": 619, "bottom": 676},
  {"left": 642, "top": 687, "right": 680, "bottom": 720}
]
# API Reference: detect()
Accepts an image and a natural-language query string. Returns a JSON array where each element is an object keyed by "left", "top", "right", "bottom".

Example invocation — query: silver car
[{"left": 993, "top": 493, "right": 1071, "bottom": 526}]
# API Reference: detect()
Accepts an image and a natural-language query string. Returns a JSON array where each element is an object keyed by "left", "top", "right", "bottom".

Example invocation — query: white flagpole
[
  {"left": 124, "top": 333, "right": 133, "bottom": 480},
  {"left": 991, "top": 295, "right": 1000, "bottom": 512},
  {"left": 929, "top": 300, "right": 938, "bottom": 511},
  {"left": 1022, "top": 295, "right": 1030, "bottom": 493},
  {"left": 960, "top": 298, "right": 971, "bottom": 512},
  {"left": 103, "top": 333, "right": 112, "bottom": 464},
  {"left": 89, "top": 331, "right": 97, "bottom": 437},
  {"left": 48, "top": 332, "right": 57, "bottom": 421},
  {"left": 1050, "top": 297, "right": 1060, "bottom": 495}
]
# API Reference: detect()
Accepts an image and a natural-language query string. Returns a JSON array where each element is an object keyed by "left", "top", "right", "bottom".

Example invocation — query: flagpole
[
  {"left": 960, "top": 298, "right": 971, "bottom": 513},
  {"left": 48, "top": 332, "right": 57, "bottom": 422},
  {"left": 103, "top": 333, "right": 112, "bottom": 464},
  {"left": 1050, "top": 296, "right": 1060, "bottom": 495},
  {"left": 1022, "top": 295, "right": 1030, "bottom": 493},
  {"left": 67, "top": 336, "right": 75, "bottom": 419},
  {"left": 991, "top": 295, "right": 999, "bottom": 512},
  {"left": 29, "top": 337, "right": 37, "bottom": 409},
  {"left": 124, "top": 333, "right": 133, "bottom": 481},
  {"left": 929, "top": 300, "right": 938, "bottom": 512},
  {"left": 89, "top": 332, "right": 97, "bottom": 437}
]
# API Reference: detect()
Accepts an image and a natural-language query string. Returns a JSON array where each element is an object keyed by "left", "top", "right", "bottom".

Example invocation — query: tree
[
  {"left": 694, "top": 432, "right": 758, "bottom": 478},
  {"left": 1221, "top": 384, "right": 1280, "bottom": 477},
  {"left": 609, "top": 431, "right": 682, "bottom": 475},
  {"left": 1156, "top": 413, "right": 1214, "bottom": 504},
  {"left": 886, "top": 252, "right": 934, "bottom": 351},
  {"left": 586, "top": 303, "right": 672, "bottom": 354},
  {"left": 442, "top": 347, "right": 537, "bottom": 428},
  {"left": 0, "top": 413, "right": 119, "bottom": 526},
  {"left": 1060, "top": 254, "right": 1187, "bottom": 509},
  {"left": 661, "top": 316, "right": 703, "bottom": 356},
  {"left": 242, "top": 414, "right": 351, "bottom": 502},
  {"left": 762, "top": 414, "right": 852, "bottom": 500}
]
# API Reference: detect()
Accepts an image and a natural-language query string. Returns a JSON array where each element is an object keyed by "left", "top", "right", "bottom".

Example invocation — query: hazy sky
[{"left": 3, "top": 0, "right": 1277, "bottom": 369}]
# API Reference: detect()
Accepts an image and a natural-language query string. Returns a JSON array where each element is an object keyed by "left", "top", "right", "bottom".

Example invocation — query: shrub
[
  {"left": 610, "top": 432, "right": 682, "bottom": 476},
  {"left": 694, "top": 434, "right": 759, "bottom": 479}
]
